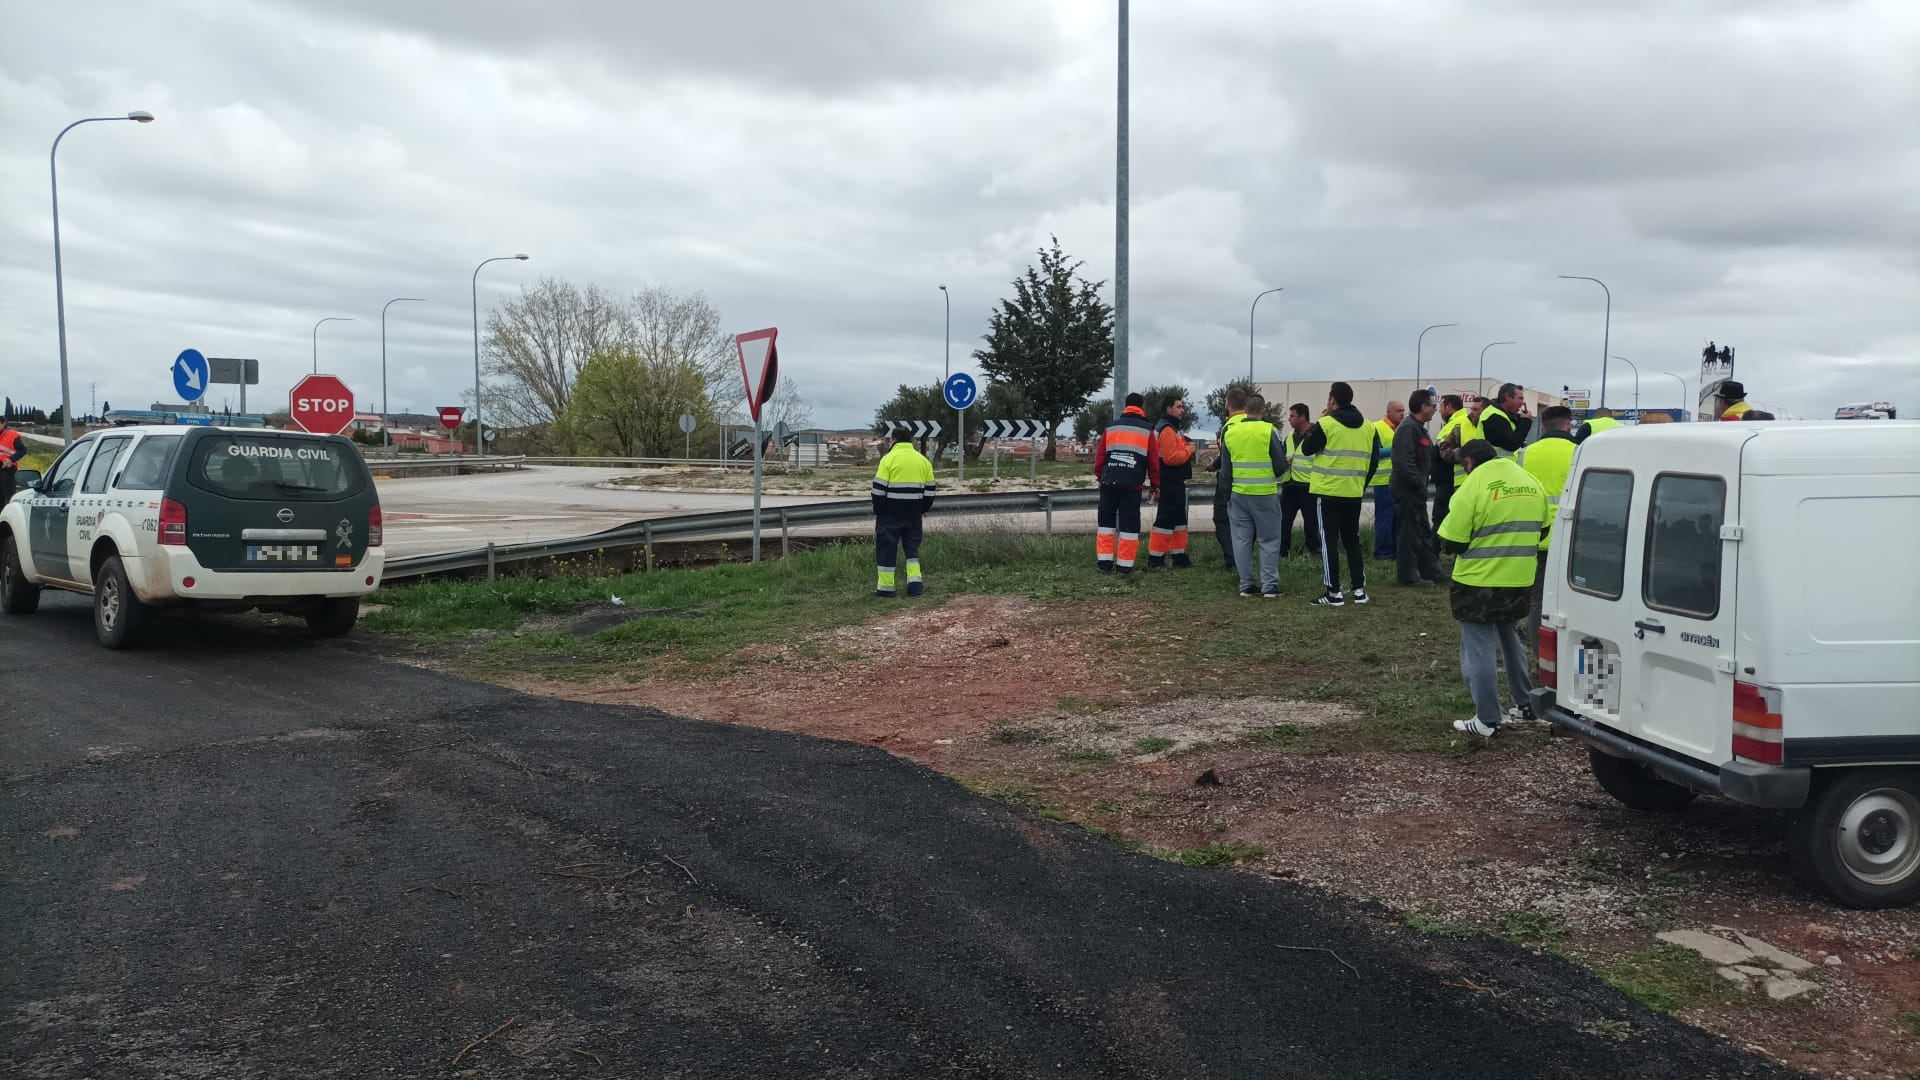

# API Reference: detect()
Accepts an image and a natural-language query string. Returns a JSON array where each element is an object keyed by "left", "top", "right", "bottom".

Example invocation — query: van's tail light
[
  {"left": 159, "top": 498, "right": 187, "bottom": 546},
  {"left": 1732, "top": 681, "right": 1784, "bottom": 765},
  {"left": 1537, "top": 627, "right": 1558, "bottom": 689},
  {"left": 368, "top": 504, "right": 383, "bottom": 547}
]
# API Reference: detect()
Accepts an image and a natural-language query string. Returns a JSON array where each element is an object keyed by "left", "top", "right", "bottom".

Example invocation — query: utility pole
[{"left": 1111, "top": 0, "right": 1129, "bottom": 409}]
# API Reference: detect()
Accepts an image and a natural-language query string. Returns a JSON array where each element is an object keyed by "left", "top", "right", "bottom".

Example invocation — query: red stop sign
[{"left": 290, "top": 374, "right": 355, "bottom": 436}]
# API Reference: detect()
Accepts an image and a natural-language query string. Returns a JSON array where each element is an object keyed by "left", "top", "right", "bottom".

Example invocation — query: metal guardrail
[
  {"left": 363, "top": 455, "right": 527, "bottom": 473},
  {"left": 381, "top": 486, "right": 1154, "bottom": 581}
]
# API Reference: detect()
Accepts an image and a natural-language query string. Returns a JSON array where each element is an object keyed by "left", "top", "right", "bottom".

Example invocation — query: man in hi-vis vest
[
  {"left": 1437, "top": 440, "right": 1551, "bottom": 738},
  {"left": 1219, "top": 394, "right": 1289, "bottom": 597}
]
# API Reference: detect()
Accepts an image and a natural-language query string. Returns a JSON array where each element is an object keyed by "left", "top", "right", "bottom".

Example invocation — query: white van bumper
[
  {"left": 133, "top": 548, "right": 386, "bottom": 604},
  {"left": 1530, "top": 688, "right": 1812, "bottom": 810}
]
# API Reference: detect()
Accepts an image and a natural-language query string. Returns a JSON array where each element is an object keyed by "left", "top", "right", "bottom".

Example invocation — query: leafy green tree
[
  {"left": 557, "top": 346, "right": 711, "bottom": 457},
  {"left": 969, "top": 380, "right": 1034, "bottom": 460},
  {"left": 972, "top": 236, "right": 1114, "bottom": 460},
  {"left": 1204, "top": 377, "right": 1258, "bottom": 425},
  {"left": 1142, "top": 384, "right": 1194, "bottom": 432},
  {"left": 1072, "top": 399, "right": 1114, "bottom": 446}
]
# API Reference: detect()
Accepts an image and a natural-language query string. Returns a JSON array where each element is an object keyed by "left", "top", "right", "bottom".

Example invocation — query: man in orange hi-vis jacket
[
  {"left": 1147, "top": 396, "right": 1195, "bottom": 569},
  {"left": 1093, "top": 393, "right": 1161, "bottom": 575}
]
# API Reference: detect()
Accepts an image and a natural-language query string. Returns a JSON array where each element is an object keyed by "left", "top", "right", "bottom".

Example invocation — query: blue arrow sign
[
  {"left": 944, "top": 371, "right": 978, "bottom": 411},
  {"left": 173, "top": 348, "right": 210, "bottom": 403}
]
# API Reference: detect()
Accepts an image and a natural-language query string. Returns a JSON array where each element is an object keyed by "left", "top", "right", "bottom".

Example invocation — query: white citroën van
[{"left": 1532, "top": 420, "right": 1920, "bottom": 908}]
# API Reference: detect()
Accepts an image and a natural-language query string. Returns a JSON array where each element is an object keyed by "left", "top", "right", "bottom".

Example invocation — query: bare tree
[
  {"left": 483, "top": 277, "right": 632, "bottom": 431},
  {"left": 761, "top": 375, "right": 814, "bottom": 435},
  {"left": 630, "top": 286, "right": 738, "bottom": 414}
]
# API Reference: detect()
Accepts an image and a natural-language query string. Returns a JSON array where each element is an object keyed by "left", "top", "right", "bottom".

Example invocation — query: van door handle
[{"left": 1633, "top": 619, "right": 1665, "bottom": 639}]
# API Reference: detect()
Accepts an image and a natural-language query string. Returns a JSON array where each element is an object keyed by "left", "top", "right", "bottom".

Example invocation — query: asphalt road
[
  {"left": 375, "top": 467, "right": 830, "bottom": 557},
  {"left": 3, "top": 596, "right": 1797, "bottom": 1079}
]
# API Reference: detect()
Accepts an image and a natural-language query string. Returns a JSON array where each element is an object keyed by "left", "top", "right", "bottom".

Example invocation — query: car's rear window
[
  {"left": 1567, "top": 469, "right": 1633, "bottom": 600},
  {"left": 189, "top": 435, "right": 364, "bottom": 499},
  {"left": 116, "top": 434, "right": 183, "bottom": 490}
]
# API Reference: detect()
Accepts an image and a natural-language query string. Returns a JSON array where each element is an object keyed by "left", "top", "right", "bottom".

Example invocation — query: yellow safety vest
[
  {"left": 1308, "top": 416, "right": 1374, "bottom": 499},
  {"left": 1284, "top": 429, "right": 1315, "bottom": 484},
  {"left": 1367, "top": 419, "right": 1396, "bottom": 487},
  {"left": 1720, "top": 401, "right": 1751, "bottom": 421},
  {"left": 871, "top": 442, "right": 936, "bottom": 511},
  {"left": 1517, "top": 433, "right": 1577, "bottom": 551},
  {"left": 1224, "top": 419, "right": 1280, "bottom": 496},
  {"left": 1437, "top": 458, "right": 1550, "bottom": 587},
  {"left": 1582, "top": 416, "right": 1622, "bottom": 437},
  {"left": 1440, "top": 411, "right": 1479, "bottom": 483},
  {"left": 1479, "top": 405, "right": 1518, "bottom": 458}
]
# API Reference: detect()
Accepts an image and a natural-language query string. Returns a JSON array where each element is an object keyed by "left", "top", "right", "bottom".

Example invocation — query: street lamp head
[
  {"left": 513, "top": 253, "right": 529, "bottom": 261},
  {"left": 127, "top": 111, "right": 155, "bottom": 123},
  {"left": 938, "top": 284, "right": 947, "bottom": 292}
]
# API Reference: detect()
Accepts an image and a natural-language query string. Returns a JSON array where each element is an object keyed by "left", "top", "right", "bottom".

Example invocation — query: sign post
[
  {"left": 735, "top": 328, "right": 780, "bottom": 562},
  {"left": 944, "top": 372, "right": 978, "bottom": 483},
  {"left": 289, "top": 374, "right": 355, "bottom": 437},
  {"left": 679, "top": 412, "right": 696, "bottom": 460}
]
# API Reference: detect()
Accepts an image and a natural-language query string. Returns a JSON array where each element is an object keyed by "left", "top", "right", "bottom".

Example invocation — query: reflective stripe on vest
[
  {"left": 1368, "top": 419, "right": 1395, "bottom": 486},
  {"left": 1224, "top": 419, "right": 1279, "bottom": 496},
  {"left": 1518, "top": 433, "right": 1577, "bottom": 551},
  {"left": 1285, "top": 430, "right": 1315, "bottom": 484},
  {"left": 1440, "top": 458, "right": 1547, "bottom": 588},
  {"left": 873, "top": 443, "right": 937, "bottom": 507},
  {"left": 1308, "top": 416, "right": 1373, "bottom": 499}
]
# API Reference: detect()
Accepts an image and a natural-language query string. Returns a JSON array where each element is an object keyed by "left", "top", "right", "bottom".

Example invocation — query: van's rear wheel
[
  {"left": 305, "top": 597, "right": 359, "bottom": 638},
  {"left": 1588, "top": 748, "right": 1699, "bottom": 811},
  {"left": 93, "top": 554, "right": 146, "bottom": 649},
  {"left": 2, "top": 535, "right": 40, "bottom": 615},
  {"left": 1790, "top": 768, "right": 1920, "bottom": 909}
]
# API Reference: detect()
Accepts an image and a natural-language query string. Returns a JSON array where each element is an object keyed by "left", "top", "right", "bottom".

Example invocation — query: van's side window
[
  {"left": 115, "top": 435, "right": 183, "bottom": 490},
  {"left": 1643, "top": 474, "right": 1725, "bottom": 619},
  {"left": 1567, "top": 469, "right": 1633, "bottom": 600}
]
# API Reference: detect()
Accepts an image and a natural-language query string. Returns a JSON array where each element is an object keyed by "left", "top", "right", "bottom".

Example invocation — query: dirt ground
[{"left": 498, "top": 595, "right": 1919, "bottom": 1079}]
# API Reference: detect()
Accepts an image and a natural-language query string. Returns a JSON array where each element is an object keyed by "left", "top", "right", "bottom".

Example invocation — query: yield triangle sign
[{"left": 735, "top": 328, "right": 779, "bottom": 422}]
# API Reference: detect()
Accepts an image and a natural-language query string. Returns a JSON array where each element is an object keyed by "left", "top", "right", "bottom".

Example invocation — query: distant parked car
[{"left": 1, "top": 426, "right": 384, "bottom": 648}]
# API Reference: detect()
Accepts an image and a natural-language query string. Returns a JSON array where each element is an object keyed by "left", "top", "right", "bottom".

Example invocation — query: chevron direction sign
[
  {"left": 883, "top": 420, "right": 942, "bottom": 438},
  {"left": 981, "top": 419, "right": 1052, "bottom": 439}
]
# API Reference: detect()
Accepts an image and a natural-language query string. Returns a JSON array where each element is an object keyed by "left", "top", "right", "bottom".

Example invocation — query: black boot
[
  {"left": 1147, "top": 555, "right": 1166, "bottom": 570},
  {"left": 1171, "top": 553, "right": 1193, "bottom": 569},
  {"left": 1096, "top": 561, "right": 1114, "bottom": 574}
]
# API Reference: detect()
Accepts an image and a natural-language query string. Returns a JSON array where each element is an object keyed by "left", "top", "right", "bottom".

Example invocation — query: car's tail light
[
  {"left": 159, "top": 498, "right": 187, "bottom": 546},
  {"left": 1537, "top": 626, "right": 1557, "bottom": 689},
  {"left": 368, "top": 504, "right": 382, "bottom": 547},
  {"left": 1732, "top": 680, "right": 1783, "bottom": 765}
]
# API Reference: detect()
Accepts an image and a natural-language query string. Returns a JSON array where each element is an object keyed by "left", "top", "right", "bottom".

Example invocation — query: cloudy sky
[{"left": 3, "top": 0, "right": 1915, "bottom": 428}]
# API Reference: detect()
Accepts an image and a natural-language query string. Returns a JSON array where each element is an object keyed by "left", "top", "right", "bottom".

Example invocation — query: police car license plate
[{"left": 247, "top": 544, "right": 320, "bottom": 562}]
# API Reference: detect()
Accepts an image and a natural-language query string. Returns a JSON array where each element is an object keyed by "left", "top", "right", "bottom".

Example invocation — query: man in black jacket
[
  {"left": 1477, "top": 383, "right": 1534, "bottom": 455},
  {"left": 1390, "top": 389, "right": 1443, "bottom": 586}
]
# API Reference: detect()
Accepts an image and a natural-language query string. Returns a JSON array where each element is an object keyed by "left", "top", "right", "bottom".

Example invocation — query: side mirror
[{"left": 13, "top": 469, "right": 40, "bottom": 492}]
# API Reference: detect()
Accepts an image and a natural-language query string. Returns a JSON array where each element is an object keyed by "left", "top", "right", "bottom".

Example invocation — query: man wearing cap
[{"left": 1715, "top": 381, "right": 1753, "bottom": 421}]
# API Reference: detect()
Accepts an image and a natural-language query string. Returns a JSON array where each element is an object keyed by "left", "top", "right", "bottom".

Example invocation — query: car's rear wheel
[
  {"left": 1588, "top": 747, "right": 1699, "bottom": 811},
  {"left": 305, "top": 597, "right": 359, "bottom": 638},
  {"left": 93, "top": 554, "right": 147, "bottom": 649},
  {"left": 1790, "top": 768, "right": 1920, "bottom": 909},
  {"left": 2, "top": 534, "right": 40, "bottom": 615}
]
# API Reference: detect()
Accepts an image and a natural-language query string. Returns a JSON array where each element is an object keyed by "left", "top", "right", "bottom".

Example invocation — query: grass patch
[
  {"left": 1404, "top": 913, "right": 1477, "bottom": 939},
  {"left": 1899, "top": 1011, "right": 1920, "bottom": 1036},
  {"left": 1158, "top": 842, "right": 1266, "bottom": 867},
  {"left": 1598, "top": 945, "right": 1737, "bottom": 1013},
  {"left": 1133, "top": 736, "right": 1176, "bottom": 754},
  {"left": 989, "top": 724, "right": 1055, "bottom": 745},
  {"left": 1249, "top": 724, "right": 1308, "bottom": 750},
  {"left": 1498, "top": 909, "right": 1569, "bottom": 944},
  {"left": 1062, "top": 747, "right": 1118, "bottom": 769},
  {"left": 1579, "top": 1019, "right": 1635, "bottom": 1043}
]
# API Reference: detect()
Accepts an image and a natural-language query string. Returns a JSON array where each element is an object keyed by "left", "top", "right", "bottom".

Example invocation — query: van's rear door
[
  {"left": 173, "top": 431, "right": 376, "bottom": 572},
  {"left": 1627, "top": 454, "right": 1745, "bottom": 764},
  {"left": 1554, "top": 465, "right": 1640, "bottom": 736}
]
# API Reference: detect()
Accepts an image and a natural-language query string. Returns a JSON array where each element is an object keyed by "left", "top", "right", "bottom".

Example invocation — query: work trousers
[
  {"left": 1213, "top": 497, "right": 1234, "bottom": 571},
  {"left": 1461, "top": 619, "right": 1534, "bottom": 729},
  {"left": 874, "top": 514, "right": 924, "bottom": 595},
  {"left": 1432, "top": 475, "right": 1455, "bottom": 535},
  {"left": 1147, "top": 478, "right": 1189, "bottom": 565},
  {"left": 1315, "top": 495, "right": 1366, "bottom": 594},
  {"left": 1229, "top": 492, "right": 1283, "bottom": 595},
  {"left": 1371, "top": 485, "right": 1397, "bottom": 558},
  {"left": 1279, "top": 482, "right": 1320, "bottom": 557},
  {"left": 1096, "top": 486, "right": 1144, "bottom": 573},
  {"left": 1393, "top": 485, "right": 1442, "bottom": 585}
]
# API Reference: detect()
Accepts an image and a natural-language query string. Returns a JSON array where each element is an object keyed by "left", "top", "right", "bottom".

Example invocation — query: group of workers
[{"left": 869, "top": 373, "right": 1759, "bottom": 738}]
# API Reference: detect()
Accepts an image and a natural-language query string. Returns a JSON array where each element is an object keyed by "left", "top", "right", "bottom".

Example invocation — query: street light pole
[
  {"left": 51, "top": 110, "right": 154, "bottom": 441},
  {"left": 1415, "top": 322, "right": 1458, "bottom": 395},
  {"left": 1661, "top": 371, "right": 1688, "bottom": 418},
  {"left": 938, "top": 284, "right": 950, "bottom": 379},
  {"left": 1609, "top": 355, "right": 1640, "bottom": 414},
  {"left": 1112, "top": 0, "right": 1129, "bottom": 409},
  {"left": 1558, "top": 275, "right": 1612, "bottom": 410},
  {"left": 381, "top": 297, "right": 425, "bottom": 447},
  {"left": 1477, "top": 341, "right": 1516, "bottom": 393},
  {"left": 1248, "top": 287, "right": 1283, "bottom": 383},
  {"left": 311, "top": 316, "right": 352, "bottom": 375},
  {"left": 471, "top": 254, "right": 530, "bottom": 457}
]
